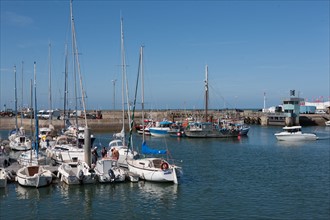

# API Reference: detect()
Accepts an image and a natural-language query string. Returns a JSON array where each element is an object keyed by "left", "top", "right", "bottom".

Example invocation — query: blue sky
[{"left": 1, "top": 0, "right": 329, "bottom": 111}]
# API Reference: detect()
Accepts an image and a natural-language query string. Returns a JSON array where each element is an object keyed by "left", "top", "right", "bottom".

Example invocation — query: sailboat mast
[
  {"left": 63, "top": 43, "right": 69, "bottom": 128},
  {"left": 204, "top": 65, "right": 209, "bottom": 122},
  {"left": 70, "top": 0, "right": 79, "bottom": 130},
  {"left": 48, "top": 42, "right": 52, "bottom": 123},
  {"left": 14, "top": 66, "right": 18, "bottom": 133},
  {"left": 127, "top": 47, "right": 142, "bottom": 150},
  {"left": 70, "top": 0, "right": 88, "bottom": 128},
  {"left": 33, "top": 62, "right": 39, "bottom": 157},
  {"left": 140, "top": 46, "right": 145, "bottom": 143},
  {"left": 30, "top": 79, "right": 33, "bottom": 136},
  {"left": 120, "top": 17, "right": 126, "bottom": 145},
  {"left": 21, "top": 61, "right": 24, "bottom": 126}
]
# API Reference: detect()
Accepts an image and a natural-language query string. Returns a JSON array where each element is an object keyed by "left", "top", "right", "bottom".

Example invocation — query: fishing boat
[
  {"left": 136, "top": 119, "right": 153, "bottom": 135},
  {"left": 184, "top": 65, "right": 249, "bottom": 138},
  {"left": 126, "top": 47, "right": 182, "bottom": 184},
  {"left": 0, "top": 167, "right": 8, "bottom": 188},
  {"left": 168, "top": 122, "right": 186, "bottom": 137},
  {"left": 149, "top": 120, "right": 173, "bottom": 137},
  {"left": 94, "top": 158, "right": 126, "bottom": 183},
  {"left": 274, "top": 126, "right": 317, "bottom": 141},
  {"left": 57, "top": 161, "right": 96, "bottom": 185}
]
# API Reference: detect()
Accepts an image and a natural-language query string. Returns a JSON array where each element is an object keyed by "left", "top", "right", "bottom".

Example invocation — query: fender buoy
[
  {"left": 58, "top": 153, "right": 63, "bottom": 162},
  {"left": 108, "top": 169, "right": 115, "bottom": 182},
  {"left": 78, "top": 170, "right": 84, "bottom": 181},
  {"left": 161, "top": 162, "right": 169, "bottom": 170},
  {"left": 3, "top": 159, "right": 9, "bottom": 167}
]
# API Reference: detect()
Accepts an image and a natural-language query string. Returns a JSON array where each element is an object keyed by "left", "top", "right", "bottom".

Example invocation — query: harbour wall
[{"left": 0, "top": 110, "right": 329, "bottom": 132}]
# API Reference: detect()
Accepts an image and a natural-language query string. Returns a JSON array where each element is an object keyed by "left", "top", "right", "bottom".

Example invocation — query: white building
[{"left": 304, "top": 101, "right": 330, "bottom": 110}]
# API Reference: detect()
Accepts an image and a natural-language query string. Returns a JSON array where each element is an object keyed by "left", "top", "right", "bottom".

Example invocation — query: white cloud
[{"left": 2, "top": 11, "right": 33, "bottom": 27}]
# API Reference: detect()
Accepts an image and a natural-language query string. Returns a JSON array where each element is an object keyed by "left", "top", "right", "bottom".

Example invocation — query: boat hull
[
  {"left": 57, "top": 162, "right": 96, "bottom": 185},
  {"left": 16, "top": 166, "right": 53, "bottom": 188},
  {"left": 46, "top": 145, "right": 85, "bottom": 164},
  {"left": 0, "top": 168, "right": 7, "bottom": 188},
  {"left": 185, "top": 130, "right": 240, "bottom": 138},
  {"left": 94, "top": 159, "right": 126, "bottom": 183},
  {"left": 149, "top": 128, "right": 170, "bottom": 137},
  {"left": 127, "top": 158, "right": 179, "bottom": 183},
  {"left": 275, "top": 134, "right": 317, "bottom": 141}
]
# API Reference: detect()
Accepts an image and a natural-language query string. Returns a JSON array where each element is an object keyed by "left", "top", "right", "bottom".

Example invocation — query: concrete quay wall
[{"left": 0, "top": 110, "right": 329, "bottom": 132}]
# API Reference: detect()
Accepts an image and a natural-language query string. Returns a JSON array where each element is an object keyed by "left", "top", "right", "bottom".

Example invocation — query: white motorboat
[
  {"left": 94, "top": 158, "right": 126, "bottom": 183},
  {"left": 57, "top": 161, "right": 96, "bottom": 185},
  {"left": 16, "top": 165, "right": 53, "bottom": 188},
  {"left": 0, "top": 167, "right": 8, "bottom": 188},
  {"left": 325, "top": 121, "right": 330, "bottom": 126},
  {"left": 274, "top": 126, "right": 317, "bottom": 141}
]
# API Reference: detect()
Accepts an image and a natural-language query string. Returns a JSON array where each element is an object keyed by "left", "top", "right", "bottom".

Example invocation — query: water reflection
[
  {"left": 15, "top": 184, "right": 52, "bottom": 200},
  {"left": 276, "top": 141, "right": 311, "bottom": 147},
  {"left": 137, "top": 181, "right": 178, "bottom": 200}
]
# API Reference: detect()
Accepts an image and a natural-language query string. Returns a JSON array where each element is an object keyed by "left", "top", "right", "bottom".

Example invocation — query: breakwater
[{"left": 0, "top": 110, "right": 329, "bottom": 132}]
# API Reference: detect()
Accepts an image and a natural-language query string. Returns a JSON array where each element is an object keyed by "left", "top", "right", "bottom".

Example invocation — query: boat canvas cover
[{"left": 141, "top": 141, "right": 166, "bottom": 155}]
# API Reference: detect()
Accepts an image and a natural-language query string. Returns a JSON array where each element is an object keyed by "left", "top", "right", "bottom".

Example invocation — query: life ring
[{"left": 161, "top": 162, "right": 169, "bottom": 170}]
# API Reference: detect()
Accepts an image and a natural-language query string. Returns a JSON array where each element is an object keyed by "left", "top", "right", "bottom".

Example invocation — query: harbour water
[{"left": 1, "top": 125, "right": 329, "bottom": 219}]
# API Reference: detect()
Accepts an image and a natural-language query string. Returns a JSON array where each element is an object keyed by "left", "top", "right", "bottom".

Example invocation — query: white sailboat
[
  {"left": 48, "top": 0, "right": 93, "bottom": 165},
  {"left": 16, "top": 62, "right": 53, "bottom": 188},
  {"left": 39, "top": 43, "right": 57, "bottom": 150},
  {"left": 108, "top": 17, "right": 137, "bottom": 168},
  {"left": 18, "top": 79, "right": 50, "bottom": 166},
  {"left": 126, "top": 47, "right": 182, "bottom": 184},
  {"left": 8, "top": 66, "right": 31, "bottom": 151},
  {"left": 56, "top": 0, "right": 95, "bottom": 184}
]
